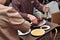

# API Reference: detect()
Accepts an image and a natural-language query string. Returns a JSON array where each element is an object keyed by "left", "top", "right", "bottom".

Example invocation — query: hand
[
  {"left": 43, "top": 6, "right": 49, "bottom": 12},
  {"left": 27, "top": 14, "right": 38, "bottom": 24},
  {"left": 37, "top": 18, "right": 43, "bottom": 24}
]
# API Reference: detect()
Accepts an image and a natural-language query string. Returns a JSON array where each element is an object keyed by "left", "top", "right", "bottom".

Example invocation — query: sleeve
[
  {"left": 7, "top": 8, "right": 31, "bottom": 33},
  {"left": 12, "top": 0, "right": 29, "bottom": 20},
  {"left": 34, "top": 0, "right": 44, "bottom": 11}
]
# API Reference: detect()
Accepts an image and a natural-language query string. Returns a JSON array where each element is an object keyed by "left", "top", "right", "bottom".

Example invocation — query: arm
[
  {"left": 12, "top": 0, "right": 29, "bottom": 20},
  {"left": 7, "top": 7, "right": 31, "bottom": 33},
  {"left": 0, "top": 4, "right": 31, "bottom": 33},
  {"left": 34, "top": 0, "right": 44, "bottom": 11}
]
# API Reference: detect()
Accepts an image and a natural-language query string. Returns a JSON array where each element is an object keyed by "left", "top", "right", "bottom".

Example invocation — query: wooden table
[{"left": 19, "top": 22, "right": 58, "bottom": 40}]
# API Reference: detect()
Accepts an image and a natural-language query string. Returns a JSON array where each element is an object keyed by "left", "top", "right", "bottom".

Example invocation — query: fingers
[
  {"left": 32, "top": 18, "right": 38, "bottom": 24},
  {"left": 27, "top": 14, "right": 37, "bottom": 21}
]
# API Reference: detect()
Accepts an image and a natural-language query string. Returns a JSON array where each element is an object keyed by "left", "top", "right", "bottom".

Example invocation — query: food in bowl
[
  {"left": 42, "top": 27, "right": 48, "bottom": 29},
  {"left": 40, "top": 25, "right": 50, "bottom": 30},
  {"left": 31, "top": 29, "right": 45, "bottom": 36}
]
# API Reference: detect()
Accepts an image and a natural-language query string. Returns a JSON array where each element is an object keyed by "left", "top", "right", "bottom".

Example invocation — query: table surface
[{"left": 19, "top": 22, "right": 58, "bottom": 40}]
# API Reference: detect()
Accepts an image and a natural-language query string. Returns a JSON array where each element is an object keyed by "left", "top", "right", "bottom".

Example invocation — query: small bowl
[{"left": 40, "top": 25, "right": 50, "bottom": 30}]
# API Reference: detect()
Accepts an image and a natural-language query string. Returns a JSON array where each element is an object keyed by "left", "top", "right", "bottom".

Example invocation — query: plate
[
  {"left": 18, "top": 29, "right": 31, "bottom": 35},
  {"left": 38, "top": 20, "right": 46, "bottom": 26},
  {"left": 40, "top": 25, "right": 50, "bottom": 30},
  {"left": 31, "top": 29, "right": 45, "bottom": 36}
]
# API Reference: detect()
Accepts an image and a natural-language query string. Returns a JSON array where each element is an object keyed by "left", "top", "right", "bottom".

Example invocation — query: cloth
[
  {"left": 33, "top": 8, "right": 44, "bottom": 18},
  {"left": 0, "top": 4, "right": 31, "bottom": 40},
  {"left": 45, "top": 1, "right": 59, "bottom": 18},
  {"left": 12, "top": 0, "right": 43, "bottom": 20}
]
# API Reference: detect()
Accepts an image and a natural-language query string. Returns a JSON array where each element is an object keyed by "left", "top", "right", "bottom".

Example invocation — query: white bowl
[{"left": 40, "top": 25, "right": 50, "bottom": 30}]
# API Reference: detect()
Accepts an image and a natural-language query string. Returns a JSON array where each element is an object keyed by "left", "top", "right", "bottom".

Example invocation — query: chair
[
  {"left": 51, "top": 11, "right": 60, "bottom": 40},
  {"left": 51, "top": 11, "right": 60, "bottom": 25}
]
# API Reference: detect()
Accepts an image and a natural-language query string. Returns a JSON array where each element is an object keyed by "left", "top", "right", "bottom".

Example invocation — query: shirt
[{"left": 12, "top": 0, "right": 43, "bottom": 20}]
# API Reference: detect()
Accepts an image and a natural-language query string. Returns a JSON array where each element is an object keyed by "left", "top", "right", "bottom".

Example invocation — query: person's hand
[
  {"left": 43, "top": 6, "right": 49, "bottom": 12},
  {"left": 27, "top": 14, "right": 38, "bottom": 24}
]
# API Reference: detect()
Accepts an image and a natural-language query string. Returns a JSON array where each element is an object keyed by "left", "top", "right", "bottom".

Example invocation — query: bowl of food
[
  {"left": 31, "top": 29, "right": 45, "bottom": 36},
  {"left": 40, "top": 25, "right": 50, "bottom": 30}
]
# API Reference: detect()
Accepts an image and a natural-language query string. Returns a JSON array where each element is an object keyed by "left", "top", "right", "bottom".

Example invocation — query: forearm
[{"left": 19, "top": 12, "right": 30, "bottom": 21}]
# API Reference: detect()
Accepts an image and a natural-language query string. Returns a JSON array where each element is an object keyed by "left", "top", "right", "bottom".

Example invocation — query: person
[
  {"left": 56, "top": 0, "right": 60, "bottom": 9},
  {"left": 12, "top": 0, "right": 49, "bottom": 25},
  {"left": 0, "top": 0, "right": 12, "bottom": 6},
  {"left": 0, "top": 4, "right": 31, "bottom": 40},
  {"left": 39, "top": 0, "right": 60, "bottom": 22}
]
